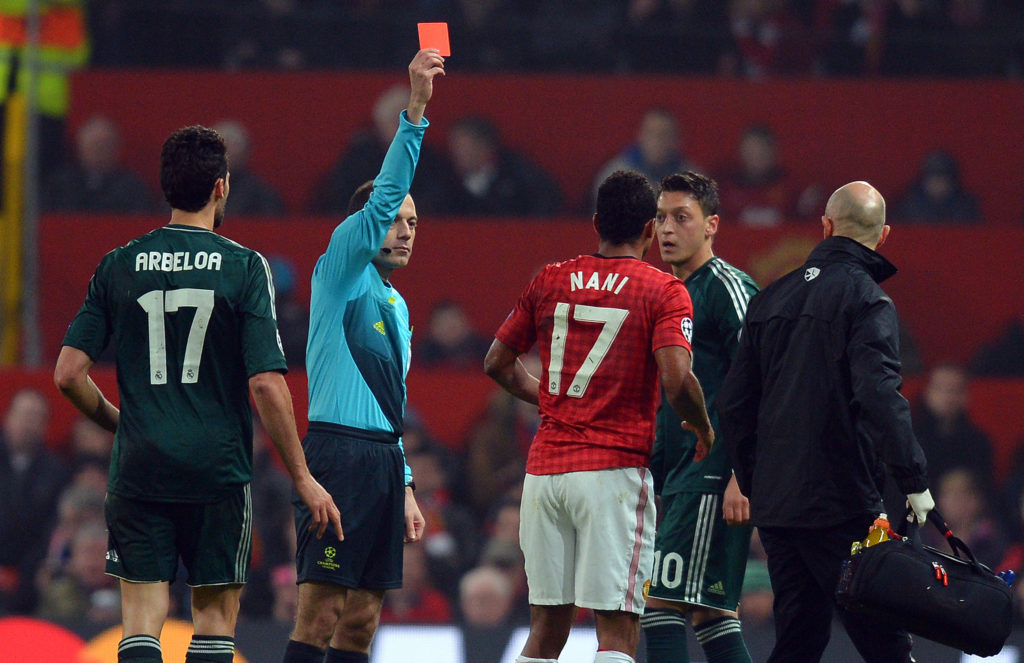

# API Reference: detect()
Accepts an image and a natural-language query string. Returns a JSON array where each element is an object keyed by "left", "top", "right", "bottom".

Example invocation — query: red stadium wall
[{"left": 68, "top": 72, "right": 1024, "bottom": 222}]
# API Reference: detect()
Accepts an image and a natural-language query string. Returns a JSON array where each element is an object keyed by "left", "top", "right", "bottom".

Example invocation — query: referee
[{"left": 281, "top": 49, "right": 445, "bottom": 663}]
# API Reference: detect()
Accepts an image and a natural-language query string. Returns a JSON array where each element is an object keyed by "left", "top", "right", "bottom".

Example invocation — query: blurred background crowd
[{"left": 2, "top": 0, "right": 1024, "bottom": 660}]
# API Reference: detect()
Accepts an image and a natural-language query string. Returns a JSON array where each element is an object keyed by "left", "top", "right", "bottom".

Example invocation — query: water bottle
[{"left": 862, "top": 514, "right": 891, "bottom": 549}]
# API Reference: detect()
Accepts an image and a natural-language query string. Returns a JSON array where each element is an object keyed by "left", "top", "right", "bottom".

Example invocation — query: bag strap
[{"left": 898, "top": 506, "right": 982, "bottom": 568}]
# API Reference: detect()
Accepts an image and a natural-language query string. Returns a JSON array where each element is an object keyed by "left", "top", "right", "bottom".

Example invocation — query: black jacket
[{"left": 719, "top": 236, "right": 928, "bottom": 528}]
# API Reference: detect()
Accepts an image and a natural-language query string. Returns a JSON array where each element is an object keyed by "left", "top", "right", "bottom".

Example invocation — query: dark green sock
[
  {"left": 694, "top": 616, "right": 752, "bottom": 663},
  {"left": 640, "top": 608, "right": 689, "bottom": 663},
  {"left": 184, "top": 635, "right": 235, "bottom": 663},
  {"left": 118, "top": 634, "right": 162, "bottom": 663}
]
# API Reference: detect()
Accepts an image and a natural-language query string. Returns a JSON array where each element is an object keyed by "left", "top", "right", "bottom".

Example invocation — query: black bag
[{"left": 835, "top": 509, "right": 1013, "bottom": 656}]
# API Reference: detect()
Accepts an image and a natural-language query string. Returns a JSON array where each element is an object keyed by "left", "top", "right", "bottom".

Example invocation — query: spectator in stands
[
  {"left": 65, "top": 415, "right": 113, "bottom": 472},
  {"left": 43, "top": 114, "right": 155, "bottom": 213},
  {"left": 477, "top": 535, "right": 531, "bottom": 625},
  {"left": 308, "top": 84, "right": 455, "bottom": 215},
  {"left": 591, "top": 108, "right": 698, "bottom": 211},
  {"left": 405, "top": 446, "right": 481, "bottom": 599},
  {"left": 458, "top": 565, "right": 518, "bottom": 663},
  {"left": 267, "top": 255, "right": 309, "bottom": 367},
  {"left": 724, "top": 0, "right": 813, "bottom": 77},
  {"left": 213, "top": 119, "right": 285, "bottom": 215},
  {"left": 461, "top": 386, "right": 539, "bottom": 518},
  {"left": 444, "top": 114, "right": 563, "bottom": 216},
  {"left": 896, "top": 150, "right": 981, "bottom": 223},
  {"left": 379, "top": 544, "right": 452, "bottom": 624},
  {"left": 924, "top": 468, "right": 1008, "bottom": 568},
  {"left": 915, "top": 363, "right": 994, "bottom": 496},
  {"left": 38, "top": 482, "right": 106, "bottom": 596},
  {"left": 0, "top": 389, "right": 68, "bottom": 614},
  {"left": 36, "top": 520, "right": 120, "bottom": 626},
  {"left": 415, "top": 299, "right": 491, "bottom": 368},
  {"left": 458, "top": 565, "right": 516, "bottom": 627},
  {"left": 717, "top": 123, "right": 797, "bottom": 227},
  {"left": 970, "top": 315, "right": 1024, "bottom": 377},
  {"left": 812, "top": 0, "right": 887, "bottom": 75}
]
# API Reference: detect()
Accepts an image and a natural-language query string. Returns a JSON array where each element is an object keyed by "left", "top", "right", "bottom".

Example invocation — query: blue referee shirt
[{"left": 306, "top": 111, "right": 426, "bottom": 485}]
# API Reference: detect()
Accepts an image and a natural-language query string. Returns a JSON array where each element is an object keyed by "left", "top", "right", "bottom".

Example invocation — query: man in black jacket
[{"left": 719, "top": 181, "right": 934, "bottom": 663}]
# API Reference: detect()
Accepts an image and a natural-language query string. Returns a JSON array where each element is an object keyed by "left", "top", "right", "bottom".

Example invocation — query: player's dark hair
[
  {"left": 347, "top": 179, "right": 376, "bottom": 216},
  {"left": 595, "top": 170, "right": 656, "bottom": 245},
  {"left": 160, "top": 126, "right": 228, "bottom": 213},
  {"left": 658, "top": 171, "right": 720, "bottom": 217}
]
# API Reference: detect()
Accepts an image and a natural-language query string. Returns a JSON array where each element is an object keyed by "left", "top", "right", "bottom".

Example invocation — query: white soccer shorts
[{"left": 520, "top": 466, "right": 655, "bottom": 613}]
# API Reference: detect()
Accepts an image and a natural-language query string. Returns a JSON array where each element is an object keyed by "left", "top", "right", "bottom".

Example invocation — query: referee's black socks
[
  {"left": 282, "top": 640, "right": 325, "bottom": 663},
  {"left": 325, "top": 647, "right": 369, "bottom": 662}
]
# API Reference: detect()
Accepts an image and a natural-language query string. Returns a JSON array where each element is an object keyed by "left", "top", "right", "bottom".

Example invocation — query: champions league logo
[
  {"left": 681, "top": 317, "right": 693, "bottom": 343},
  {"left": 804, "top": 267, "right": 820, "bottom": 281}
]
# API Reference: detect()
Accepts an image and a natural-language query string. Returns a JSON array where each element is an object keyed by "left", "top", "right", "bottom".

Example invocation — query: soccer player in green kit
[
  {"left": 54, "top": 125, "right": 341, "bottom": 663},
  {"left": 642, "top": 173, "right": 759, "bottom": 663}
]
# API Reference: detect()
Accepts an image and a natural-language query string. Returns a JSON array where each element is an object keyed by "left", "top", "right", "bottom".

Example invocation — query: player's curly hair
[
  {"left": 658, "top": 171, "right": 720, "bottom": 217},
  {"left": 595, "top": 170, "right": 656, "bottom": 245},
  {"left": 160, "top": 125, "right": 228, "bottom": 213}
]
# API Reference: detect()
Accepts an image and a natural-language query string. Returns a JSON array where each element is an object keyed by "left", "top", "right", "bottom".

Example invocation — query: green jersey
[
  {"left": 63, "top": 224, "right": 287, "bottom": 503},
  {"left": 651, "top": 256, "right": 759, "bottom": 495}
]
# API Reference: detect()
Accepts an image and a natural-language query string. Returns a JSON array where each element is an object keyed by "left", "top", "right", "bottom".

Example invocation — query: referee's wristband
[{"left": 406, "top": 481, "right": 416, "bottom": 492}]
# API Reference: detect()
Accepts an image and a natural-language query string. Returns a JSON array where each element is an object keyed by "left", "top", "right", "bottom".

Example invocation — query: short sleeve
[
  {"left": 62, "top": 257, "right": 113, "bottom": 360},
  {"left": 495, "top": 270, "right": 541, "bottom": 354},
  {"left": 651, "top": 278, "right": 693, "bottom": 353},
  {"left": 240, "top": 253, "right": 288, "bottom": 376}
]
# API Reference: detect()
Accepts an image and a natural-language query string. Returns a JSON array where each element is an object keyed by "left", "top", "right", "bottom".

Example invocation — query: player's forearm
[
  {"left": 54, "top": 348, "right": 119, "bottom": 432},
  {"left": 486, "top": 358, "right": 539, "bottom": 405},
  {"left": 665, "top": 370, "right": 711, "bottom": 433},
  {"left": 249, "top": 373, "right": 314, "bottom": 484},
  {"left": 62, "top": 376, "right": 119, "bottom": 433}
]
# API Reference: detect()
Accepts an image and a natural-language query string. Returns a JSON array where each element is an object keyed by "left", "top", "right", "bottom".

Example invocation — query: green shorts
[
  {"left": 104, "top": 484, "right": 252, "bottom": 586},
  {"left": 648, "top": 491, "right": 752, "bottom": 611}
]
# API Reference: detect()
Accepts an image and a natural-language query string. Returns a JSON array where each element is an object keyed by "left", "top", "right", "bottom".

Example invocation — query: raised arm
[{"left": 315, "top": 50, "right": 445, "bottom": 287}]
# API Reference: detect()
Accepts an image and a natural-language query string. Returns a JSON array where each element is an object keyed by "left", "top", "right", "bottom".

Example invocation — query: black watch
[{"left": 406, "top": 481, "right": 416, "bottom": 492}]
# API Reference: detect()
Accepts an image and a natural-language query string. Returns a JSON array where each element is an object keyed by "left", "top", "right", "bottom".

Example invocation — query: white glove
[{"left": 906, "top": 489, "right": 935, "bottom": 524}]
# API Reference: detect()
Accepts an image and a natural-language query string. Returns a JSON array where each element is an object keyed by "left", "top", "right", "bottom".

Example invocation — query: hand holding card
[{"left": 418, "top": 22, "right": 450, "bottom": 57}]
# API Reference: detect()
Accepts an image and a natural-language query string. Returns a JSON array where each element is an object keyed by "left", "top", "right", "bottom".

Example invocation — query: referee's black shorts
[{"left": 293, "top": 422, "right": 406, "bottom": 590}]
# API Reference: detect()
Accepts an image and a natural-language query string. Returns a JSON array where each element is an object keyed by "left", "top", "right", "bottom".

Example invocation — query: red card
[{"left": 418, "top": 22, "right": 450, "bottom": 57}]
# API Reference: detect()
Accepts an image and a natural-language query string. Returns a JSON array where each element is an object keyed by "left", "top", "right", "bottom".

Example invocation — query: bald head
[{"left": 824, "top": 181, "right": 887, "bottom": 248}]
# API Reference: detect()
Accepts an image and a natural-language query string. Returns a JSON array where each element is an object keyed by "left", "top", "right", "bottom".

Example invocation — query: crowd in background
[
  {"left": 40, "top": 99, "right": 992, "bottom": 226},
  {"left": 3, "top": 0, "right": 1023, "bottom": 657},
  {"left": 87, "top": 0, "right": 1024, "bottom": 76}
]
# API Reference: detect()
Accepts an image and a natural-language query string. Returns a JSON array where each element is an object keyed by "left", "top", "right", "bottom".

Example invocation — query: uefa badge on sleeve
[
  {"left": 804, "top": 267, "right": 820, "bottom": 281},
  {"left": 681, "top": 317, "right": 693, "bottom": 343}
]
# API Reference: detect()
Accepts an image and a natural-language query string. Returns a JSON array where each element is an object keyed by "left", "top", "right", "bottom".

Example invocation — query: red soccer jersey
[{"left": 496, "top": 254, "right": 694, "bottom": 475}]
